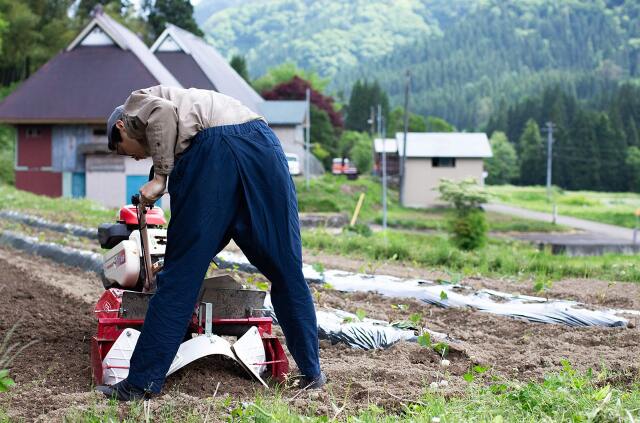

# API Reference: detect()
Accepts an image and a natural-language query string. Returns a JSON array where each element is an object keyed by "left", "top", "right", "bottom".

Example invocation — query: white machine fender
[
  {"left": 166, "top": 334, "right": 237, "bottom": 376},
  {"left": 231, "top": 326, "right": 268, "bottom": 388},
  {"left": 102, "top": 328, "right": 269, "bottom": 387}
]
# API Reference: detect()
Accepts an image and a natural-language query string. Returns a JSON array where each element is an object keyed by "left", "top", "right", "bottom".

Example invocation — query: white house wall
[
  {"left": 86, "top": 155, "right": 125, "bottom": 208},
  {"left": 403, "top": 158, "right": 485, "bottom": 208}
]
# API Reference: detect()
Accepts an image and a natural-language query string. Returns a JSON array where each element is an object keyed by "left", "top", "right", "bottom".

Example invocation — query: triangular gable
[
  {"left": 67, "top": 18, "right": 126, "bottom": 51},
  {"left": 151, "top": 24, "right": 263, "bottom": 111},
  {"left": 151, "top": 32, "right": 190, "bottom": 54}
]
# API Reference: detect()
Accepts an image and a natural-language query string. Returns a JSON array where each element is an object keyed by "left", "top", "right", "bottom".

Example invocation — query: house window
[
  {"left": 25, "top": 128, "right": 42, "bottom": 138},
  {"left": 432, "top": 157, "right": 456, "bottom": 168},
  {"left": 93, "top": 128, "right": 107, "bottom": 136}
]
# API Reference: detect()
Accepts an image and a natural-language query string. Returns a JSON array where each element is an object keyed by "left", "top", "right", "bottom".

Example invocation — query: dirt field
[{"left": 1, "top": 246, "right": 639, "bottom": 421}]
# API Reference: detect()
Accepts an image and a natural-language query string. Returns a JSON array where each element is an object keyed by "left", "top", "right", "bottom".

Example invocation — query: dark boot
[
  {"left": 95, "top": 379, "right": 149, "bottom": 401},
  {"left": 298, "top": 371, "right": 327, "bottom": 390}
]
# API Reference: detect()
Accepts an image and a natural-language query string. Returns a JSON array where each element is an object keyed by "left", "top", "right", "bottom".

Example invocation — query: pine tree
[
  {"left": 595, "top": 113, "right": 627, "bottom": 191},
  {"left": 230, "top": 55, "right": 250, "bottom": 83},
  {"left": 345, "top": 80, "right": 389, "bottom": 133},
  {"left": 518, "top": 119, "right": 545, "bottom": 185},
  {"left": 144, "top": 0, "right": 202, "bottom": 40},
  {"left": 566, "top": 110, "right": 600, "bottom": 190}
]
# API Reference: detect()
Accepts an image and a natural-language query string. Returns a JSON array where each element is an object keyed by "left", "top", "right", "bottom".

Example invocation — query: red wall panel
[
  {"left": 16, "top": 170, "right": 62, "bottom": 197},
  {"left": 17, "top": 125, "right": 52, "bottom": 168}
]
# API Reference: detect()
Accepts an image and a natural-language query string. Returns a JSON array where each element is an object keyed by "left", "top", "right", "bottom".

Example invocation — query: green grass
[
  {"left": 18, "top": 364, "right": 639, "bottom": 422},
  {"left": 0, "top": 184, "right": 116, "bottom": 227},
  {"left": 302, "top": 228, "right": 640, "bottom": 282},
  {"left": 297, "top": 175, "right": 567, "bottom": 233},
  {"left": 0, "top": 179, "right": 565, "bottom": 235},
  {"left": 488, "top": 185, "right": 640, "bottom": 229}
]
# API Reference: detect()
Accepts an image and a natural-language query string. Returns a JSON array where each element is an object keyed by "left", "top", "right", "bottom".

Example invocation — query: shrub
[
  {"left": 449, "top": 209, "right": 488, "bottom": 250},
  {"left": 438, "top": 178, "right": 489, "bottom": 251}
]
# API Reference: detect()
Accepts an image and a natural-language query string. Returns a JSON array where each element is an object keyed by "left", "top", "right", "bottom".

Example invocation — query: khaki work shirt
[{"left": 122, "top": 85, "right": 263, "bottom": 175}]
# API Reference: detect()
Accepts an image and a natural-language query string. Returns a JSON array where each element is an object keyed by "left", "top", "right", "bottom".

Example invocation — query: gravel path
[{"left": 485, "top": 203, "right": 636, "bottom": 243}]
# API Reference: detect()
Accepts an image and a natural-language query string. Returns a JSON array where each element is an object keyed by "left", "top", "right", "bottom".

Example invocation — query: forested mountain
[{"left": 197, "top": 0, "right": 640, "bottom": 129}]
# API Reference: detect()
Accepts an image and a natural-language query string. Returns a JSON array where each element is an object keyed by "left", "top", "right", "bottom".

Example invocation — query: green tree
[
  {"left": 626, "top": 146, "right": 640, "bottom": 192},
  {"left": 310, "top": 105, "right": 338, "bottom": 169},
  {"left": 567, "top": 110, "right": 600, "bottom": 190},
  {"left": 518, "top": 119, "right": 545, "bottom": 186},
  {"left": 387, "top": 106, "right": 426, "bottom": 135},
  {"left": 350, "top": 133, "right": 373, "bottom": 173},
  {"left": 595, "top": 113, "right": 627, "bottom": 191},
  {"left": 425, "top": 116, "right": 455, "bottom": 132},
  {"left": 337, "top": 130, "right": 371, "bottom": 171},
  {"left": 144, "top": 0, "right": 202, "bottom": 40},
  {"left": 485, "top": 131, "right": 518, "bottom": 185},
  {"left": 253, "top": 62, "right": 328, "bottom": 93},
  {"left": 345, "top": 80, "right": 389, "bottom": 133},
  {"left": 230, "top": 54, "right": 250, "bottom": 83}
]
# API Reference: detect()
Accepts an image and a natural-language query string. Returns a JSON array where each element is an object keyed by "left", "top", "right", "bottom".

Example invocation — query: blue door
[
  {"left": 126, "top": 175, "right": 148, "bottom": 204},
  {"left": 71, "top": 172, "right": 85, "bottom": 198}
]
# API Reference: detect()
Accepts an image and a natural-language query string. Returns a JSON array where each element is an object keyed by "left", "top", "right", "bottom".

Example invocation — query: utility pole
[
  {"left": 545, "top": 121, "right": 556, "bottom": 224},
  {"left": 399, "top": 70, "right": 411, "bottom": 206},
  {"left": 378, "top": 104, "right": 388, "bottom": 231},
  {"left": 545, "top": 121, "right": 554, "bottom": 200},
  {"left": 305, "top": 88, "right": 311, "bottom": 189},
  {"left": 369, "top": 106, "right": 376, "bottom": 175}
]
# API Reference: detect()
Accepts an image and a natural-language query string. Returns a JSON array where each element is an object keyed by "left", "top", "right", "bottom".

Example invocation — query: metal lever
[
  {"left": 132, "top": 194, "right": 155, "bottom": 292},
  {"left": 199, "top": 302, "right": 213, "bottom": 337}
]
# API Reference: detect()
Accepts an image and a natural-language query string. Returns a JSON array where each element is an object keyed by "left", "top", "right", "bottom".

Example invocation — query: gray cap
[{"left": 107, "top": 105, "right": 125, "bottom": 151}]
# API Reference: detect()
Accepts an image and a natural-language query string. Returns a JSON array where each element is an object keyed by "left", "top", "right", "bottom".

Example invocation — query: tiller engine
[{"left": 91, "top": 196, "right": 288, "bottom": 387}]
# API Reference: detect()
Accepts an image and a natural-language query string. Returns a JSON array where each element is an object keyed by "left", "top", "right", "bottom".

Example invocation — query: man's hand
[{"left": 139, "top": 174, "right": 167, "bottom": 205}]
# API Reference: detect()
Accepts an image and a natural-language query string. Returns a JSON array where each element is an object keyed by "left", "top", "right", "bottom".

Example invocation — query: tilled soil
[{"left": 1, "top": 247, "right": 639, "bottom": 421}]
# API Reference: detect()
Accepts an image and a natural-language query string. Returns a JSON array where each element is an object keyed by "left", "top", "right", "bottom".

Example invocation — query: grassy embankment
[
  {"left": 0, "top": 180, "right": 638, "bottom": 281},
  {"left": 295, "top": 175, "right": 565, "bottom": 233},
  {"left": 295, "top": 175, "right": 639, "bottom": 282},
  {"left": 7, "top": 363, "right": 637, "bottom": 422},
  {"left": 488, "top": 185, "right": 640, "bottom": 229}
]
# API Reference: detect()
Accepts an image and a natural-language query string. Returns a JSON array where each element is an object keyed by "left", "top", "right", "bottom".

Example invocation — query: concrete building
[
  {"left": 0, "top": 12, "right": 321, "bottom": 209},
  {"left": 395, "top": 132, "right": 492, "bottom": 208}
]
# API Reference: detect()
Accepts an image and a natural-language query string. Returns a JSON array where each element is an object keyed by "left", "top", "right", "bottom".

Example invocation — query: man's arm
[{"left": 124, "top": 90, "right": 179, "bottom": 204}]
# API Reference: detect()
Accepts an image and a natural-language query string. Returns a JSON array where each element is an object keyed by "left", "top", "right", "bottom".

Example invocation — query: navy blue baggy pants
[{"left": 126, "top": 120, "right": 321, "bottom": 393}]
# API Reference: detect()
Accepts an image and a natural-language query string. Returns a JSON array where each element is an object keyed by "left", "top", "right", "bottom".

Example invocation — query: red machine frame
[{"left": 91, "top": 288, "right": 289, "bottom": 386}]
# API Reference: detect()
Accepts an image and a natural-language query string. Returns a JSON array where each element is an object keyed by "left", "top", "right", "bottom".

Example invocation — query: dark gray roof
[
  {"left": 151, "top": 24, "right": 263, "bottom": 112},
  {"left": 155, "top": 52, "right": 215, "bottom": 90},
  {"left": 259, "top": 101, "right": 307, "bottom": 125},
  {"left": 0, "top": 11, "right": 180, "bottom": 123},
  {"left": 0, "top": 47, "right": 158, "bottom": 123}
]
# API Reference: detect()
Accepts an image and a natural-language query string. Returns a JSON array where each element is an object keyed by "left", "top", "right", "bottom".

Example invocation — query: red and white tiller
[{"left": 91, "top": 194, "right": 288, "bottom": 388}]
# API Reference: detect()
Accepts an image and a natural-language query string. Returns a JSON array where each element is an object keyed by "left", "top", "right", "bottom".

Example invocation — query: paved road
[{"left": 485, "top": 203, "right": 636, "bottom": 243}]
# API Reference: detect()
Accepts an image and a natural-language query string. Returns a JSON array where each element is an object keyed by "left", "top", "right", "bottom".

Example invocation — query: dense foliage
[
  {"left": 143, "top": 0, "right": 202, "bottom": 40},
  {"left": 486, "top": 83, "right": 640, "bottom": 192},
  {"left": 198, "top": 0, "right": 640, "bottom": 129},
  {"left": 0, "top": 0, "right": 202, "bottom": 86}
]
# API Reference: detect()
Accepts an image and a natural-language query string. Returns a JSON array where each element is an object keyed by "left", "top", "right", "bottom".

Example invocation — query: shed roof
[
  {"left": 374, "top": 138, "right": 398, "bottom": 153},
  {"left": 151, "top": 24, "right": 264, "bottom": 112},
  {"left": 394, "top": 132, "right": 492, "bottom": 158},
  {"left": 259, "top": 101, "right": 307, "bottom": 125},
  {"left": 0, "top": 11, "right": 180, "bottom": 124}
]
